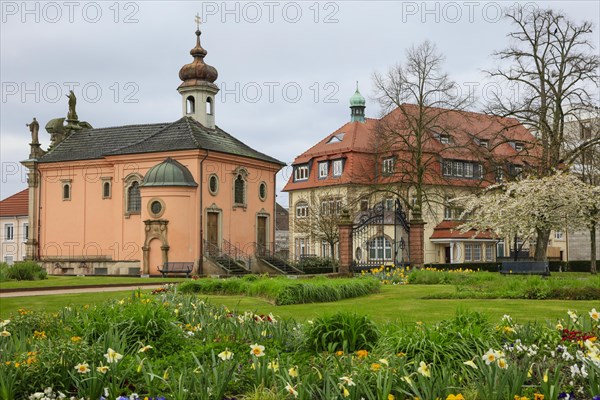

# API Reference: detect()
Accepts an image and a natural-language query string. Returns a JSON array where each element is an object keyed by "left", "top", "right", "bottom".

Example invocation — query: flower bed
[{"left": 0, "top": 287, "right": 598, "bottom": 399}]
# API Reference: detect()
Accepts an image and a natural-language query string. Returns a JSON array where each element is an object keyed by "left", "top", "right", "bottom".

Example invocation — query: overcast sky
[{"left": 1, "top": 1, "right": 598, "bottom": 206}]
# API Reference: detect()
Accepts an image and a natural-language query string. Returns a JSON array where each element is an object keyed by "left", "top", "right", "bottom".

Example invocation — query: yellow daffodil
[
  {"left": 104, "top": 348, "right": 123, "bottom": 364},
  {"left": 356, "top": 349, "right": 368, "bottom": 359},
  {"left": 388, "top": 395, "right": 395, "bottom": 400},
  {"left": 267, "top": 360, "right": 279, "bottom": 371},
  {"left": 590, "top": 308, "right": 599, "bottom": 321},
  {"left": 218, "top": 349, "right": 234, "bottom": 361},
  {"left": 371, "top": 363, "right": 382, "bottom": 372},
  {"left": 250, "top": 343, "right": 265, "bottom": 357},
  {"left": 74, "top": 362, "right": 90, "bottom": 374},
  {"left": 0, "top": 330, "right": 11, "bottom": 337},
  {"left": 96, "top": 365, "right": 109, "bottom": 374},
  {"left": 288, "top": 366, "right": 299, "bottom": 378},
  {"left": 138, "top": 345, "right": 153, "bottom": 353},
  {"left": 534, "top": 394, "right": 545, "bottom": 400},
  {"left": 285, "top": 383, "right": 298, "bottom": 398},
  {"left": 417, "top": 361, "right": 431, "bottom": 377},
  {"left": 497, "top": 358, "right": 508, "bottom": 369}
]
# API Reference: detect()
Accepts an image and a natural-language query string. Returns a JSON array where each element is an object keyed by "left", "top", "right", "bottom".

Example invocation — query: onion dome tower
[
  {"left": 178, "top": 16, "right": 219, "bottom": 129},
  {"left": 349, "top": 82, "right": 366, "bottom": 123}
]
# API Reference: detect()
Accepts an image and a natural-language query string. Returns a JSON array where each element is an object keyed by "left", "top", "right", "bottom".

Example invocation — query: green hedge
[{"left": 428, "top": 261, "right": 597, "bottom": 273}]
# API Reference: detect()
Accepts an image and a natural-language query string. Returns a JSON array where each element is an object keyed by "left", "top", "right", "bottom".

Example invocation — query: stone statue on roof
[
  {"left": 66, "top": 90, "right": 78, "bottom": 121},
  {"left": 26, "top": 117, "right": 40, "bottom": 145}
]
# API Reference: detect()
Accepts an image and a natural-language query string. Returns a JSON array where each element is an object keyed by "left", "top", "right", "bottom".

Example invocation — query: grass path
[{"left": 1, "top": 285, "right": 596, "bottom": 324}]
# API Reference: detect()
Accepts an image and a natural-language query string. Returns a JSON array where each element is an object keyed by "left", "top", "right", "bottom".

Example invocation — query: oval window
[
  {"left": 209, "top": 174, "right": 219, "bottom": 195},
  {"left": 150, "top": 200, "right": 162, "bottom": 215},
  {"left": 259, "top": 182, "right": 267, "bottom": 201}
]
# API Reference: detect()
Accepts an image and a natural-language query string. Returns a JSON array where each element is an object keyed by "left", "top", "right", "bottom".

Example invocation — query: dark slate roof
[{"left": 38, "top": 117, "right": 285, "bottom": 165}]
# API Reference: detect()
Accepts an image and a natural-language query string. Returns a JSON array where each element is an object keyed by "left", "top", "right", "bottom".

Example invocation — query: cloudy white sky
[{"left": 1, "top": 0, "right": 598, "bottom": 206}]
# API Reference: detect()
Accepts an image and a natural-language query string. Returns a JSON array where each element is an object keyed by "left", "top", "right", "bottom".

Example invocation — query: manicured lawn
[
  {"left": 0, "top": 275, "right": 187, "bottom": 289},
  {"left": 1, "top": 284, "right": 597, "bottom": 323}
]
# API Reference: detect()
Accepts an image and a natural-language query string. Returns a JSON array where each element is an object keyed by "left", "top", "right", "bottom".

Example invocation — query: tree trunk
[
  {"left": 534, "top": 228, "right": 551, "bottom": 261},
  {"left": 591, "top": 221, "right": 597, "bottom": 274}
]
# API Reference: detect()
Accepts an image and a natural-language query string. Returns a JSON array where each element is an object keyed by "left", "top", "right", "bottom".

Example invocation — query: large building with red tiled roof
[
  {"left": 0, "top": 188, "right": 29, "bottom": 264},
  {"left": 283, "top": 86, "right": 543, "bottom": 265}
]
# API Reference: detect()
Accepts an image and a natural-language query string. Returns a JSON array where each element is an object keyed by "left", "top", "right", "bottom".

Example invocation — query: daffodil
[
  {"left": 218, "top": 349, "right": 234, "bottom": 361},
  {"left": 96, "top": 365, "right": 110, "bottom": 374},
  {"left": 267, "top": 360, "right": 279, "bottom": 371},
  {"left": 74, "top": 362, "right": 90, "bottom": 374},
  {"left": 138, "top": 345, "right": 153, "bottom": 353},
  {"left": 590, "top": 308, "right": 599, "bottom": 321},
  {"left": 104, "top": 348, "right": 123, "bottom": 364},
  {"left": 0, "top": 330, "right": 10, "bottom": 337},
  {"left": 482, "top": 349, "right": 499, "bottom": 365},
  {"left": 288, "top": 366, "right": 299, "bottom": 378},
  {"left": 417, "top": 361, "right": 431, "bottom": 377},
  {"left": 250, "top": 343, "right": 265, "bottom": 357},
  {"left": 463, "top": 360, "right": 478, "bottom": 369},
  {"left": 497, "top": 358, "right": 508, "bottom": 369},
  {"left": 339, "top": 376, "right": 356, "bottom": 386},
  {"left": 285, "top": 383, "right": 298, "bottom": 397}
]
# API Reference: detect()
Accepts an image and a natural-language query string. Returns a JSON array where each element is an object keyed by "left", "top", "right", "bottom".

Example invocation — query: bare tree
[
  {"left": 294, "top": 189, "right": 357, "bottom": 268},
  {"left": 486, "top": 6, "right": 600, "bottom": 260}
]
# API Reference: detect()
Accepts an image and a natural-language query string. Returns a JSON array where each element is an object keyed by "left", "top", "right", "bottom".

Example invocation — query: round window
[
  {"left": 208, "top": 174, "right": 219, "bottom": 195},
  {"left": 150, "top": 200, "right": 162, "bottom": 215},
  {"left": 259, "top": 182, "right": 267, "bottom": 201}
]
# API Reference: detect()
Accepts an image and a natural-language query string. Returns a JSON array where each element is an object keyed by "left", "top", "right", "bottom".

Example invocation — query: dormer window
[
  {"left": 294, "top": 165, "right": 309, "bottom": 181},
  {"left": 479, "top": 139, "right": 489, "bottom": 148},
  {"left": 512, "top": 141, "right": 524, "bottom": 151},
  {"left": 437, "top": 134, "right": 451, "bottom": 144},
  {"left": 318, "top": 162, "right": 328, "bottom": 178},
  {"left": 382, "top": 157, "right": 395, "bottom": 175},
  {"left": 327, "top": 133, "right": 345, "bottom": 144},
  {"left": 332, "top": 159, "right": 343, "bottom": 177}
]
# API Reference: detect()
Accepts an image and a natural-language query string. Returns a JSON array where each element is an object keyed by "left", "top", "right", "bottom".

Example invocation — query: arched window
[
  {"left": 234, "top": 174, "right": 245, "bottom": 205},
  {"left": 62, "top": 183, "right": 71, "bottom": 200},
  {"left": 103, "top": 181, "right": 111, "bottom": 199},
  {"left": 127, "top": 181, "right": 141, "bottom": 212},
  {"left": 186, "top": 96, "right": 195, "bottom": 114},
  {"left": 368, "top": 237, "right": 392, "bottom": 261},
  {"left": 206, "top": 97, "right": 213, "bottom": 115}
]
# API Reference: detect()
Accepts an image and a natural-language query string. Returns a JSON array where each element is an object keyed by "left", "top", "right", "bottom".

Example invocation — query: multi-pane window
[
  {"left": 294, "top": 165, "right": 309, "bottom": 181},
  {"left": 512, "top": 142, "right": 524, "bottom": 151},
  {"left": 23, "top": 223, "right": 29, "bottom": 241},
  {"left": 295, "top": 238, "right": 309, "bottom": 257},
  {"left": 496, "top": 166, "right": 504, "bottom": 182},
  {"left": 442, "top": 160, "right": 481, "bottom": 179},
  {"left": 438, "top": 134, "right": 451, "bottom": 144},
  {"left": 102, "top": 181, "right": 111, "bottom": 199},
  {"left": 318, "top": 162, "right": 328, "bottom": 178},
  {"left": 385, "top": 198, "right": 394, "bottom": 211},
  {"left": 62, "top": 182, "right": 71, "bottom": 200},
  {"left": 485, "top": 244, "right": 493, "bottom": 261},
  {"left": 321, "top": 199, "right": 341, "bottom": 215},
  {"left": 473, "top": 244, "right": 482, "bottom": 261},
  {"left": 296, "top": 202, "right": 308, "bottom": 218},
  {"left": 479, "top": 139, "right": 489, "bottom": 148},
  {"left": 127, "top": 182, "right": 141, "bottom": 212},
  {"left": 321, "top": 241, "right": 330, "bottom": 258},
  {"left": 464, "top": 243, "right": 472, "bottom": 262},
  {"left": 509, "top": 164, "right": 523, "bottom": 177},
  {"left": 332, "top": 159, "right": 343, "bottom": 177},
  {"left": 555, "top": 231, "right": 564, "bottom": 240},
  {"left": 382, "top": 158, "right": 395, "bottom": 175},
  {"left": 580, "top": 123, "right": 592, "bottom": 139},
  {"left": 368, "top": 237, "right": 392, "bottom": 260},
  {"left": 444, "top": 197, "right": 464, "bottom": 220},
  {"left": 4, "top": 224, "right": 14, "bottom": 241},
  {"left": 234, "top": 174, "right": 246, "bottom": 205},
  {"left": 360, "top": 199, "right": 369, "bottom": 211},
  {"left": 497, "top": 242, "right": 505, "bottom": 258}
]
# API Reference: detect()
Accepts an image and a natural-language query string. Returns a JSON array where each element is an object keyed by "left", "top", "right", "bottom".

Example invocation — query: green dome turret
[
  {"left": 141, "top": 157, "right": 198, "bottom": 187},
  {"left": 349, "top": 84, "right": 366, "bottom": 107},
  {"left": 350, "top": 82, "right": 366, "bottom": 123}
]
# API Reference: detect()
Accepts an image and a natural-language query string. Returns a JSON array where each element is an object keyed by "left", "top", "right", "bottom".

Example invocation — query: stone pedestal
[{"left": 29, "top": 143, "right": 45, "bottom": 159}]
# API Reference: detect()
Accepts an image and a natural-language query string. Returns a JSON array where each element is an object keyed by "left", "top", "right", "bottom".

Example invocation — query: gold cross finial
[{"left": 195, "top": 13, "right": 201, "bottom": 29}]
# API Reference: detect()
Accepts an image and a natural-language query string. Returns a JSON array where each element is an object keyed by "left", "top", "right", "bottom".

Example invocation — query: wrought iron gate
[{"left": 351, "top": 199, "right": 409, "bottom": 272}]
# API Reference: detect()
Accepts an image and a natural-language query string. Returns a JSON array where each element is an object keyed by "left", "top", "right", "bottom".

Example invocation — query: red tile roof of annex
[
  {"left": 0, "top": 188, "right": 28, "bottom": 217},
  {"left": 429, "top": 220, "right": 497, "bottom": 240},
  {"left": 283, "top": 104, "right": 539, "bottom": 192}
]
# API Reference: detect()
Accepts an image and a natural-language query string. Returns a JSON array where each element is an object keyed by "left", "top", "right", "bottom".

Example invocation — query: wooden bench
[
  {"left": 500, "top": 261, "right": 550, "bottom": 276},
  {"left": 157, "top": 262, "right": 193, "bottom": 278}
]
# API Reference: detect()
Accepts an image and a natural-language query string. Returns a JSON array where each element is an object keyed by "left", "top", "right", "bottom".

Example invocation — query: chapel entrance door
[
  {"left": 206, "top": 212, "right": 219, "bottom": 256},
  {"left": 257, "top": 216, "right": 267, "bottom": 255}
]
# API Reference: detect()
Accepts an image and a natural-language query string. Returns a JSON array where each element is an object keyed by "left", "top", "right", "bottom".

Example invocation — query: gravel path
[{"left": 0, "top": 285, "right": 164, "bottom": 298}]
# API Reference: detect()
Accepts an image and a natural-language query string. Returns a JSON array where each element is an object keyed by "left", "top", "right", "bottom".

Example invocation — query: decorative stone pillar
[
  {"left": 21, "top": 160, "right": 39, "bottom": 260},
  {"left": 409, "top": 211, "right": 426, "bottom": 268},
  {"left": 338, "top": 209, "right": 353, "bottom": 275}
]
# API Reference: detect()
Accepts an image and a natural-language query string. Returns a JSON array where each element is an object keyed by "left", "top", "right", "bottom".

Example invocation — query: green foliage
[
  {"left": 178, "top": 276, "right": 380, "bottom": 305},
  {"left": 305, "top": 312, "right": 378, "bottom": 353},
  {"left": 295, "top": 256, "right": 338, "bottom": 274},
  {"left": 0, "top": 263, "right": 9, "bottom": 282},
  {"left": 4, "top": 261, "right": 47, "bottom": 281}
]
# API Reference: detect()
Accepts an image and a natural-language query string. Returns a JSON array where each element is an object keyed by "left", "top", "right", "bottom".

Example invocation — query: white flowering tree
[{"left": 455, "top": 173, "right": 600, "bottom": 273}]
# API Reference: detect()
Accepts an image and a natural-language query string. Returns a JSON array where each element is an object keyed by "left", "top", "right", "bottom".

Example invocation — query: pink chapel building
[{"left": 20, "top": 27, "right": 290, "bottom": 276}]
